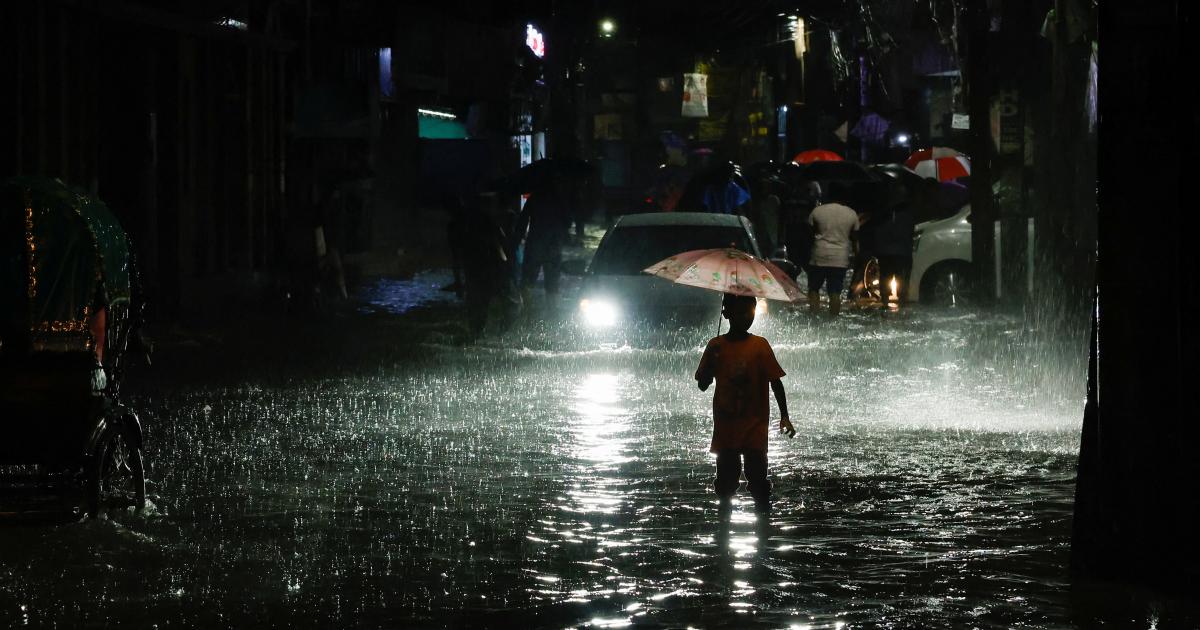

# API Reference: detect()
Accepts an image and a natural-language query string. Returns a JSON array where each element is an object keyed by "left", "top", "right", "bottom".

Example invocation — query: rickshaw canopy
[{"left": 1, "top": 176, "right": 131, "bottom": 352}]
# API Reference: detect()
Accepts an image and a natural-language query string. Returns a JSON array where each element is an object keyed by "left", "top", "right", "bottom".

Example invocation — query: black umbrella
[
  {"left": 800, "top": 160, "right": 878, "bottom": 183},
  {"left": 871, "top": 163, "right": 928, "bottom": 192},
  {"left": 503, "top": 158, "right": 594, "bottom": 195}
]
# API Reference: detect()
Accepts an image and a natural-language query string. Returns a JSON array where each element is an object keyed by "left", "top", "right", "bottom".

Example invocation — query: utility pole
[{"left": 964, "top": 1, "right": 995, "bottom": 301}]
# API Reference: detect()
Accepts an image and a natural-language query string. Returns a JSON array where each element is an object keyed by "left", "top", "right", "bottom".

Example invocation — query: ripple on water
[{"left": 6, "top": 306, "right": 1181, "bottom": 628}]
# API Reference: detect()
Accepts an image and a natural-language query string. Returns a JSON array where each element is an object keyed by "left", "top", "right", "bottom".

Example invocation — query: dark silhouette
[
  {"left": 695, "top": 293, "right": 794, "bottom": 513},
  {"left": 874, "top": 190, "right": 916, "bottom": 303},
  {"left": 447, "top": 193, "right": 513, "bottom": 339},
  {"left": 783, "top": 180, "right": 822, "bottom": 283},
  {"left": 515, "top": 179, "right": 572, "bottom": 300}
]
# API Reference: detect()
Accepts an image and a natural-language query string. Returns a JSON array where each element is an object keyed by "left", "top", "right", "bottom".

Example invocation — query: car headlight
[{"left": 579, "top": 298, "right": 619, "bottom": 327}]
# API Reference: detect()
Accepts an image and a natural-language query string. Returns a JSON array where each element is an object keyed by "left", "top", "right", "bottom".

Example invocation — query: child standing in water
[{"left": 695, "top": 293, "right": 795, "bottom": 512}]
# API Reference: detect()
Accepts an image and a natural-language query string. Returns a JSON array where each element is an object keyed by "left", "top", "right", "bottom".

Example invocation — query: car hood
[{"left": 581, "top": 274, "right": 722, "bottom": 317}]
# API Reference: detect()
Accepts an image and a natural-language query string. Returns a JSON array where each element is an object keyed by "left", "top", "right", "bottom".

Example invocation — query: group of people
[
  {"left": 445, "top": 176, "right": 584, "bottom": 339},
  {"left": 793, "top": 181, "right": 915, "bottom": 316},
  {"left": 658, "top": 158, "right": 916, "bottom": 315}
]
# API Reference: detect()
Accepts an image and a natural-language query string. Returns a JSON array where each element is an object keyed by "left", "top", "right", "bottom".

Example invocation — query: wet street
[{"left": 3, "top": 273, "right": 1139, "bottom": 629}]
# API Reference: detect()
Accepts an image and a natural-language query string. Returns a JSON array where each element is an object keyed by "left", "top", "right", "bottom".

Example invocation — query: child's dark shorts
[{"left": 714, "top": 448, "right": 771, "bottom": 501}]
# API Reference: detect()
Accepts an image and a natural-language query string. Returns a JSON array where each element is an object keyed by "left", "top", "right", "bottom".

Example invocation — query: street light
[
  {"left": 599, "top": 18, "right": 616, "bottom": 37},
  {"left": 792, "top": 15, "right": 806, "bottom": 58}
]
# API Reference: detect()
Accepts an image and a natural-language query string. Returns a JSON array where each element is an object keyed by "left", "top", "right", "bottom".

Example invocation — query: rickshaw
[{"left": 1, "top": 176, "right": 147, "bottom": 519}]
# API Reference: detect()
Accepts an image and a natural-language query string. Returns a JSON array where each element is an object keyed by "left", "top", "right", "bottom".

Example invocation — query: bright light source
[
  {"left": 755, "top": 298, "right": 768, "bottom": 316},
  {"left": 525, "top": 24, "right": 545, "bottom": 58},
  {"left": 580, "top": 298, "right": 619, "bottom": 327},
  {"left": 378, "top": 48, "right": 394, "bottom": 98},
  {"left": 896, "top": 133, "right": 910, "bottom": 145},
  {"left": 792, "top": 16, "right": 806, "bottom": 58},
  {"left": 417, "top": 108, "right": 456, "bottom": 120},
  {"left": 599, "top": 19, "right": 616, "bottom": 36}
]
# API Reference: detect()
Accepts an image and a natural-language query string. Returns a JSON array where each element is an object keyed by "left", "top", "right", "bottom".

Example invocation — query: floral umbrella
[
  {"left": 792, "top": 149, "right": 843, "bottom": 164},
  {"left": 643, "top": 248, "right": 804, "bottom": 302}
]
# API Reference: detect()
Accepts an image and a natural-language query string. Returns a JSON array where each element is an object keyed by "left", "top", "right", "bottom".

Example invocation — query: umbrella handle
[{"left": 716, "top": 312, "right": 722, "bottom": 337}]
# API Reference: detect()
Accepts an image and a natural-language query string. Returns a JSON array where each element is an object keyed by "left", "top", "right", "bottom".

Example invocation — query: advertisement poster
[{"left": 682, "top": 73, "right": 708, "bottom": 118}]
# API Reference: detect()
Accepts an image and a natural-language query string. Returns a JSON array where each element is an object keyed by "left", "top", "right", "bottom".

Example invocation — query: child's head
[{"left": 721, "top": 293, "right": 757, "bottom": 333}]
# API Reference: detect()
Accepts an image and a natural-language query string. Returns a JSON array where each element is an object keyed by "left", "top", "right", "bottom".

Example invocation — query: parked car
[
  {"left": 578, "top": 212, "right": 769, "bottom": 327},
  {"left": 909, "top": 204, "right": 973, "bottom": 305}
]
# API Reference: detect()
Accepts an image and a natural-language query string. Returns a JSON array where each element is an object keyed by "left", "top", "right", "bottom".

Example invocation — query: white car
[
  {"left": 909, "top": 204, "right": 973, "bottom": 304},
  {"left": 579, "top": 212, "right": 767, "bottom": 327}
]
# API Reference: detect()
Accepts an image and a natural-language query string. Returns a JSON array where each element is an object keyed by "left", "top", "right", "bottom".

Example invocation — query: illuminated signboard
[{"left": 526, "top": 24, "right": 545, "bottom": 58}]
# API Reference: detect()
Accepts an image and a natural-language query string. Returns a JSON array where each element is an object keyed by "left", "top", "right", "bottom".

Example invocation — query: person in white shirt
[{"left": 806, "top": 183, "right": 859, "bottom": 316}]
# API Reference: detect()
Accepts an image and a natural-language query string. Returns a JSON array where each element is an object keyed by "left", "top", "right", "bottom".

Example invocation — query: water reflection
[
  {"left": 8, "top": 302, "right": 1189, "bottom": 629},
  {"left": 571, "top": 373, "right": 631, "bottom": 467},
  {"left": 562, "top": 373, "right": 632, "bottom": 519}
]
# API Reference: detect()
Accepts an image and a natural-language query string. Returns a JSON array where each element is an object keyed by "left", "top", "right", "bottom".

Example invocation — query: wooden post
[
  {"left": 245, "top": 42, "right": 255, "bottom": 270},
  {"left": 1073, "top": 0, "right": 1195, "bottom": 588},
  {"left": 204, "top": 41, "right": 219, "bottom": 273},
  {"left": 260, "top": 45, "right": 271, "bottom": 268},
  {"left": 965, "top": 0, "right": 995, "bottom": 301},
  {"left": 143, "top": 49, "right": 160, "bottom": 301},
  {"left": 178, "top": 38, "right": 197, "bottom": 280},
  {"left": 36, "top": 4, "right": 46, "bottom": 174},
  {"left": 58, "top": 8, "right": 68, "bottom": 180},
  {"left": 277, "top": 52, "right": 288, "bottom": 246},
  {"left": 15, "top": 3, "right": 24, "bottom": 175}
]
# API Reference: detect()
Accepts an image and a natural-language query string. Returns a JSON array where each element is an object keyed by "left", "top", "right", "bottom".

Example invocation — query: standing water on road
[{"left": 0, "top": 298, "right": 1181, "bottom": 628}]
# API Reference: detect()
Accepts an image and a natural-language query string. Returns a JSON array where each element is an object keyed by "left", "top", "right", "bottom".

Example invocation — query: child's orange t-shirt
[{"left": 695, "top": 333, "right": 786, "bottom": 453}]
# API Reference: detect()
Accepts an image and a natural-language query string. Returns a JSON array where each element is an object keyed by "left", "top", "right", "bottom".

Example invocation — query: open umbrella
[
  {"left": 644, "top": 247, "right": 802, "bottom": 301},
  {"left": 503, "top": 157, "right": 594, "bottom": 194},
  {"left": 644, "top": 247, "right": 803, "bottom": 332},
  {"left": 910, "top": 155, "right": 970, "bottom": 182},
  {"left": 792, "top": 149, "right": 843, "bottom": 164},
  {"left": 905, "top": 148, "right": 970, "bottom": 182},
  {"left": 903, "top": 146, "right": 962, "bottom": 169}
]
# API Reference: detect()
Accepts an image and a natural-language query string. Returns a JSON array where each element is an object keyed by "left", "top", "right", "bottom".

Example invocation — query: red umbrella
[
  {"left": 792, "top": 149, "right": 843, "bottom": 164},
  {"left": 903, "top": 146, "right": 962, "bottom": 169},
  {"left": 909, "top": 154, "right": 970, "bottom": 182}
]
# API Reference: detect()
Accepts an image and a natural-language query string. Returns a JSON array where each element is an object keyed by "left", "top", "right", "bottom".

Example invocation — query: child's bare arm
[
  {"left": 770, "top": 379, "right": 796, "bottom": 438},
  {"left": 696, "top": 342, "right": 718, "bottom": 391}
]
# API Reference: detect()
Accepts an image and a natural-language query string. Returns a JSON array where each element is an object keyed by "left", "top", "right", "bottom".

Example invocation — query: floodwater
[{"left": 0, "top": 273, "right": 1190, "bottom": 628}]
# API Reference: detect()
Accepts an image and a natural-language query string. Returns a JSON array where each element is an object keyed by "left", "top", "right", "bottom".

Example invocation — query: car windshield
[{"left": 590, "top": 224, "right": 754, "bottom": 275}]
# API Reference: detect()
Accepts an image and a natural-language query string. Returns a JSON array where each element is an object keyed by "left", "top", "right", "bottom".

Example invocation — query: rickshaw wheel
[
  {"left": 86, "top": 425, "right": 146, "bottom": 520},
  {"left": 857, "top": 257, "right": 882, "bottom": 302}
]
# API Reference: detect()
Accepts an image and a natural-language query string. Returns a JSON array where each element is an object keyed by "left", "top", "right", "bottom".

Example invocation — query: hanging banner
[
  {"left": 682, "top": 73, "right": 708, "bottom": 118},
  {"left": 991, "top": 89, "right": 1021, "bottom": 154}
]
